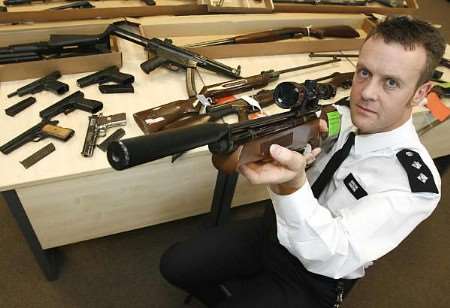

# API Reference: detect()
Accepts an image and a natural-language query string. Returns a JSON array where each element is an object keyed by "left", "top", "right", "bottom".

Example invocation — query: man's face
[{"left": 350, "top": 36, "right": 431, "bottom": 134}]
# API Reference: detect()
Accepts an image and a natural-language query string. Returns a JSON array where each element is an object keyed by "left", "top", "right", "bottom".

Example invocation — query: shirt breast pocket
[{"left": 327, "top": 172, "right": 369, "bottom": 215}]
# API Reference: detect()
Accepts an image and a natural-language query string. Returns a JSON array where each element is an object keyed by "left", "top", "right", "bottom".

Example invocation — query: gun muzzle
[{"left": 107, "top": 123, "right": 229, "bottom": 170}]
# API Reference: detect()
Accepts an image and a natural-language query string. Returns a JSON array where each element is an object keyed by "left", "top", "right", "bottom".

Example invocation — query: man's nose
[{"left": 360, "top": 79, "right": 378, "bottom": 102}]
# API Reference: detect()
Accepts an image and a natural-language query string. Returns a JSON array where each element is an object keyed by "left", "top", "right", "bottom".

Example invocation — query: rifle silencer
[{"left": 107, "top": 123, "right": 229, "bottom": 170}]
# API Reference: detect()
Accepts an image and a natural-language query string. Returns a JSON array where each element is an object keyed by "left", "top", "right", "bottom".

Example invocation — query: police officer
[{"left": 160, "top": 16, "right": 445, "bottom": 308}]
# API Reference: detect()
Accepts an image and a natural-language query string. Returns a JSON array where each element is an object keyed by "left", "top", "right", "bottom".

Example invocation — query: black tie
[{"left": 311, "top": 132, "right": 355, "bottom": 198}]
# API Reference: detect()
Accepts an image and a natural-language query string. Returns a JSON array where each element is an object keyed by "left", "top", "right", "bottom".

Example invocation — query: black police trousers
[{"left": 160, "top": 204, "right": 358, "bottom": 308}]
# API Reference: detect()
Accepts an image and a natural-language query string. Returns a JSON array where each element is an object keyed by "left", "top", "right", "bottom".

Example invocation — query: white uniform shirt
[{"left": 270, "top": 106, "right": 441, "bottom": 279}]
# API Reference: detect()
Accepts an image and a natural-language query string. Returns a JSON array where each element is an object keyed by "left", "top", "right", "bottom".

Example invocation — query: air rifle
[
  {"left": 184, "top": 25, "right": 360, "bottom": 48},
  {"left": 133, "top": 58, "right": 341, "bottom": 134},
  {"left": 107, "top": 80, "right": 341, "bottom": 173}
]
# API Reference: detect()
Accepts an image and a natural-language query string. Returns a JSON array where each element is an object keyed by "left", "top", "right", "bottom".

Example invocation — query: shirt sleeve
[{"left": 270, "top": 179, "right": 440, "bottom": 279}]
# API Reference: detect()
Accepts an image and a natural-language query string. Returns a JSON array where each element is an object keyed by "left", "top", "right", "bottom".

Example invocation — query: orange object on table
[{"left": 426, "top": 92, "right": 450, "bottom": 122}]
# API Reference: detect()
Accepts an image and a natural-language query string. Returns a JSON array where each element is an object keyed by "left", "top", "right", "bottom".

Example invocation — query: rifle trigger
[
  {"left": 64, "top": 107, "right": 75, "bottom": 115},
  {"left": 33, "top": 134, "right": 43, "bottom": 142},
  {"left": 165, "top": 63, "right": 181, "bottom": 72}
]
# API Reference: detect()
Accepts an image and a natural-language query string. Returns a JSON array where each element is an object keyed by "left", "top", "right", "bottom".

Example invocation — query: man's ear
[{"left": 411, "top": 81, "right": 433, "bottom": 106}]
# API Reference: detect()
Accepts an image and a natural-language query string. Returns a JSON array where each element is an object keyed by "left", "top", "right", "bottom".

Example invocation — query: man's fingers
[
  {"left": 305, "top": 147, "right": 321, "bottom": 165},
  {"left": 319, "top": 119, "right": 328, "bottom": 133},
  {"left": 270, "top": 144, "right": 303, "bottom": 171}
]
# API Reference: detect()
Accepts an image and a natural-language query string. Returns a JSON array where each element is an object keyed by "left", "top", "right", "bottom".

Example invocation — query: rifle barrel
[
  {"left": 276, "top": 58, "right": 341, "bottom": 75},
  {"left": 184, "top": 38, "right": 235, "bottom": 48},
  {"left": 309, "top": 52, "right": 359, "bottom": 58},
  {"left": 107, "top": 122, "right": 229, "bottom": 170}
]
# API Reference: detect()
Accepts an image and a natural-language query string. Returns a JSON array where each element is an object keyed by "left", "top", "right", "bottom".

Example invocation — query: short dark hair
[{"left": 365, "top": 15, "right": 446, "bottom": 85}]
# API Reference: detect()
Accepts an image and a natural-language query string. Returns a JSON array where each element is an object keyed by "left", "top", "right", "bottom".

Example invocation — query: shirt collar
[{"left": 352, "top": 118, "right": 419, "bottom": 155}]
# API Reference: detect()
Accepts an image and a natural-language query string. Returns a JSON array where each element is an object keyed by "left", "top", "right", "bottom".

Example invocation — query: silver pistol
[{"left": 82, "top": 113, "right": 127, "bottom": 157}]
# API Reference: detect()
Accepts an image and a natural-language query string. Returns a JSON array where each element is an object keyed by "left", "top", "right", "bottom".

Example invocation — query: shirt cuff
[{"left": 268, "top": 179, "right": 319, "bottom": 224}]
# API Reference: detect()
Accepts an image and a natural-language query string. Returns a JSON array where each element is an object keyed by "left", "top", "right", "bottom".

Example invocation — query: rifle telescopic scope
[{"left": 273, "top": 80, "right": 336, "bottom": 110}]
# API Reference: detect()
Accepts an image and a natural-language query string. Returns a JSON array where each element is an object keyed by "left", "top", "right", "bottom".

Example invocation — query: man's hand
[
  {"left": 239, "top": 119, "right": 327, "bottom": 195},
  {"left": 239, "top": 145, "right": 321, "bottom": 195}
]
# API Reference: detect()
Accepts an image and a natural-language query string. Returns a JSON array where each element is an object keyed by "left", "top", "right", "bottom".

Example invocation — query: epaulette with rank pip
[{"left": 396, "top": 149, "right": 439, "bottom": 194}]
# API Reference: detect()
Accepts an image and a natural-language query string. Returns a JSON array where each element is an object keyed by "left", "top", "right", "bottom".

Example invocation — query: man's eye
[
  {"left": 385, "top": 79, "right": 398, "bottom": 89},
  {"left": 358, "top": 69, "right": 369, "bottom": 78}
]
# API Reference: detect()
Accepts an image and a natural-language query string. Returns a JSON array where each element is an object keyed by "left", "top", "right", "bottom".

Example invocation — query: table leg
[
  {"left": 2, "top": 190, "right": 60, "bottom": 281},
  {"left": 207, "top": 170, "right": 239, "bottom": 227}
]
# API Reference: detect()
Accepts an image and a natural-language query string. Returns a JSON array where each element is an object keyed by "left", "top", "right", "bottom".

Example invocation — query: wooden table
[{"left": 0, "top": 33, "right": 448, "bottom": 280}]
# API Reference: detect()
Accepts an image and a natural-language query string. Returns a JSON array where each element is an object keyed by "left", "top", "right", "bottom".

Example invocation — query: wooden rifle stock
[
  {"left": 212, "top": 116, "right": 320, "bottom": 174},
  {"left": 162, "top": 89, "right": 275, "bottom": 131},
  {"left": 314, "top": 71, "right": 354, "bottom": 89}
]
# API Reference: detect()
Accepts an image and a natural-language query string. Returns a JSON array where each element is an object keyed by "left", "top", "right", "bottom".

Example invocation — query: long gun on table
[
  {"left": 310, "top": 51, "right": 450, "bottom": 75},
  {"left": 272, "top": 0, "right": 405, "bottom": 8},
  {"left": 0, "top": 32, "right": 111, "bottom": 65},
  {"left": 107, "top": 80, "right": 340, "bottom": 173},
  {"left": 184, "top": 25, "right": 360, "bottom": 48},
  {"left": 164, "top": 74, "right": 341, "bottom": 131},
  {"left": 105, "top": 24, "right": 241, "bottom": 97},
  {"left": 133, "top": 58, "right": 341, "bottom": 134},
  {"left": 45, "top": 23, "right": 242, "bottom": 97}
]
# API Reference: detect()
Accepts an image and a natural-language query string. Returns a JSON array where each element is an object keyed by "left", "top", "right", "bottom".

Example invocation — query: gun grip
[
  {"left": 140, "top": 56, "right": 167, "bottom": 74},
  {"left": 45, "top": 80, "right": 69, "bottom": 95}
]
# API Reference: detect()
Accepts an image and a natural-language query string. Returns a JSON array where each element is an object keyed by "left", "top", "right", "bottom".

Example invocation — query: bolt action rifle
[
  {"left": 107, "top": 80, "right": 341, "bottom": 173},
  {"left": 184, "top": 25, "right": 360, "bottom": 48},
  {"left": 132, "top": 58, "right": 341, "bottom": 134}
]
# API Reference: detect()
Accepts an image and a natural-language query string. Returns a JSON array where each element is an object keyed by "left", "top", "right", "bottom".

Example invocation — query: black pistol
[
  {"left": 7, "top": 71, "right": 69, "bottom": 98},
  {"left": 48, "top": 0, "right": 95, "bottom": 10},
  {"left": 0, "top": 120, "right": 74, "bottom": 154},
  {"left": 39, "top": 91, "right": 103, "bottom": 120},
  {"left": 76, "top": 66, "right": 135, "bottom": 88}
]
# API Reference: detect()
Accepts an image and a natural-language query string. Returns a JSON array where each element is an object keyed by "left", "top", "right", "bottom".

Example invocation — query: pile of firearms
[{"left": 2, "top": 22, "right": 448, "bottom": 170}]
